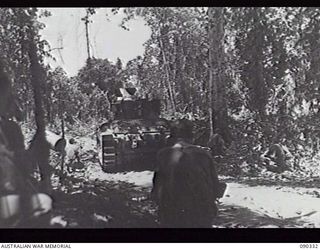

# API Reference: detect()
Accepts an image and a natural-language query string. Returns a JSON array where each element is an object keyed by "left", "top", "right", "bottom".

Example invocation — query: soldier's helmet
[{"left": 170, "top": 118, "right": 193, "bottom": 140}]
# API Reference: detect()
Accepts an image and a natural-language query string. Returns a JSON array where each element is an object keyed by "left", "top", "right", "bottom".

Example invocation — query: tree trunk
[
  {"left": 159, "top": 37, "right": 177, "bottom": 114},
  {"left": 27, "top": 26, "right": 52, "bottom": 194},
  {"left": 85, "top": 10, "right": 91, "bottom": 60},
  {"left": 208, "top": 27, "right": 214, "bottom": 138},
  {"left": 208, "top": 7, "right": 232, "bottom": 143}
]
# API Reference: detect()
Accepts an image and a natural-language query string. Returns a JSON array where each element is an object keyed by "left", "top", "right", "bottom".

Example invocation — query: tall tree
[
  {"left": 208, "top": 7, "right": 232, "bottom": 142},
  {"left": 81, "top": 8, "right": 96, "bottom": 60}
]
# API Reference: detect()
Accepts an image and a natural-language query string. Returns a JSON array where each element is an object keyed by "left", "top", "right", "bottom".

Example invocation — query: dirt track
[{"left": 24, "top": 169, "right": 317, "bottom": 228}]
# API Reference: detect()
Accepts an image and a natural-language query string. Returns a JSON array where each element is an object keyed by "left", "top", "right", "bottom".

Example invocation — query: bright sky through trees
[{"left": 39, "top": 8, "right": 151, "bottom": 76}]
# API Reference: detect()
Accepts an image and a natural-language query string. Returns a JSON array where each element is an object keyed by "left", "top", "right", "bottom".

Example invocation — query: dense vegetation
[{"left": 2, "top": 7, "right": 320, "bottom": 177}]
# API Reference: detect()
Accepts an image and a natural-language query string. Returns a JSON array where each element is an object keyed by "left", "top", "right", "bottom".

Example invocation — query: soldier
[
  {"left": 207, "top": 133, "right": 227, "bottom": 159},
  {"left": 152, "top": 119, "right": 226, "bottom": 228},
  {"left": 261, "top": 142, "right": 291, "bottom": 173},
  {"left": 0, "top": 59, "right": 52, "bottom": 227}
]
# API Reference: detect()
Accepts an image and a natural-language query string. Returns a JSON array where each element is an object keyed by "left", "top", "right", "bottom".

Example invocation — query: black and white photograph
[{"left": 1, "top": 7, "right": 320, "bottom": 232}]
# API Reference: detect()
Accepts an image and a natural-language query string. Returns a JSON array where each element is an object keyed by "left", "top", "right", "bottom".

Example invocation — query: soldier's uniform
[
  {"left": 152, "top": 119, "right": 226, "bottom": 228},
  {"left": 0, "top": 62, "right": 52, "bottom": 228}
]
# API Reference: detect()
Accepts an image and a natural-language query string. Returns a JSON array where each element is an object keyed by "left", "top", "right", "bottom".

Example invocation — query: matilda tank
[{"left": 99, "top": 88, "right": 171, "bottom": 173}]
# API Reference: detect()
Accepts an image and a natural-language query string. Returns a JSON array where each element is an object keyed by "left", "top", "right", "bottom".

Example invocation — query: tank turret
[{"left": 99, "top": 88, "right": 171, "bottom": 172}]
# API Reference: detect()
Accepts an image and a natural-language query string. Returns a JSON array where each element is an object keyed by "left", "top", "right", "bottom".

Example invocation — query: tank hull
[{"left": 100, "top": 119, "right": 170, "bottom": 173}]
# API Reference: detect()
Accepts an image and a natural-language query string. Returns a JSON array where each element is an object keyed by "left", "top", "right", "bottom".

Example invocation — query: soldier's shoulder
[
  {"left": 157, "top": 143, "right": 212, "bottom": 158},
  {"left": 184, "top": 144, "right": 212, "bottom": 157}
]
